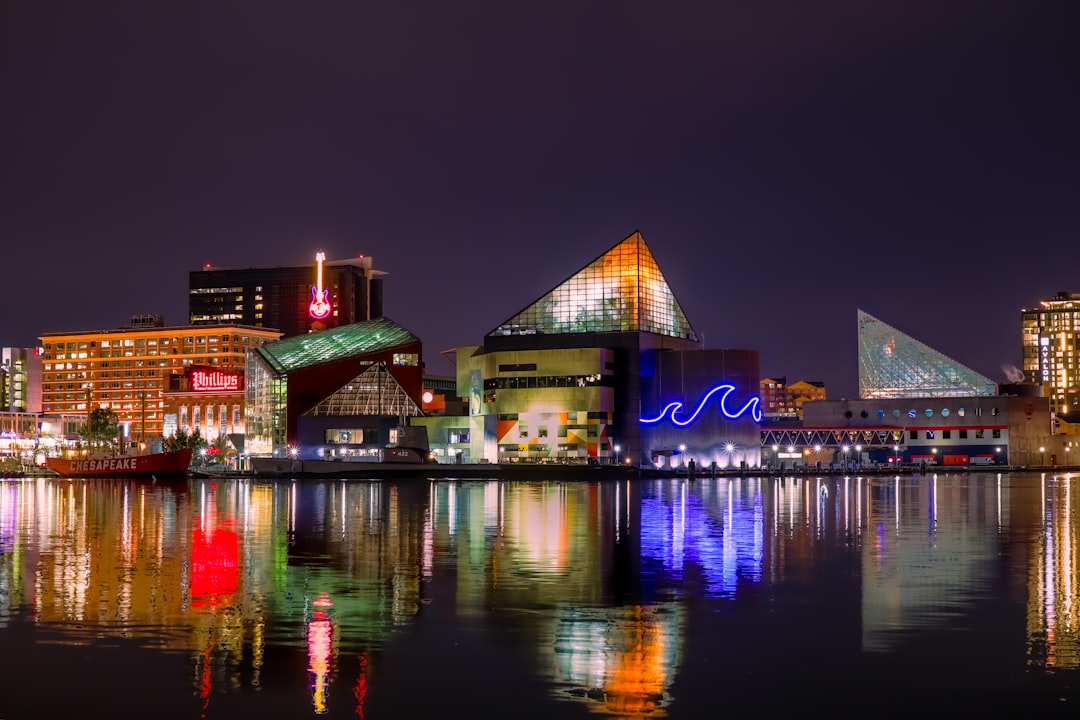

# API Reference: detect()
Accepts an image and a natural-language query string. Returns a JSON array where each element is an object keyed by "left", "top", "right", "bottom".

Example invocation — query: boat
[{"left": 45, "top": 447, "right": 194, "bottom": 478}]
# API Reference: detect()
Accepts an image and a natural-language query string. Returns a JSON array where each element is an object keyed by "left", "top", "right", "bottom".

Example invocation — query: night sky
[{"left": 2, "top": 1, "right": 1078, "bottom": 399}]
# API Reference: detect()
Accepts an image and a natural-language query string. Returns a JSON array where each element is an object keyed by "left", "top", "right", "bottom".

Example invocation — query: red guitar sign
[{"left": 309, "top": 251, "right": 331, "bottom": 319}]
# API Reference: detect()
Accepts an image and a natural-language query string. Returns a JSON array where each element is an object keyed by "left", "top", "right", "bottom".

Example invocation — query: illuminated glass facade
[
  {"left": 490, "top": 231, "right": 698, "bottom": 342},
  {"left": 858, "top": 309, "right": 997, "bottom": 399},
  {"left": 1022, "top": 292, "right": 1080, "bottom": 418},
  {"left": 244, "top": 355, "right": 287, "bottom": 456},
  {"left": 307, "top": 362, "right": 422, "bottom": 418},
  {"left": 245, "top": 316, "right": 424, "bottom": 457}
]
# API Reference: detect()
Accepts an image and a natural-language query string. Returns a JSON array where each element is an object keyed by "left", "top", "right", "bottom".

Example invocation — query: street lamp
[
  {"left": 614, "top": 443, "right": 621, "bottom": 466},
  {"left": 1040, "top": 446, "right": 1046, "bottom": 466}
]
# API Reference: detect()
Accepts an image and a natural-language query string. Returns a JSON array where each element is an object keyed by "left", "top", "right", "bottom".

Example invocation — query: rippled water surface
[{"left": 1, "top": 472, "right": 1078, "bottom": 718}]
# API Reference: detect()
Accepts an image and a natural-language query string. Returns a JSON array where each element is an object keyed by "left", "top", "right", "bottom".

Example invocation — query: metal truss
[{"left": 760, "top": 427, "right": 905, "bottom": 448}]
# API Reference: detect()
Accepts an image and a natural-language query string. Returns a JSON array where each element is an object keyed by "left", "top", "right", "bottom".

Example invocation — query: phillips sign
[{"left": 190, "top": 367, "right": 242, "bottom": 392}]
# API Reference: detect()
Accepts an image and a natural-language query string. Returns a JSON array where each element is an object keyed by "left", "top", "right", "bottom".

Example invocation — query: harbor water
[{"left": 0, "top": 471, "right": 1078, "bottom": 718}]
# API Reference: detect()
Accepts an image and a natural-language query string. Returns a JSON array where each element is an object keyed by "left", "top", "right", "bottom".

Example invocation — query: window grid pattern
[
  {"left": 490, "top": 232, "right": 697, "bottom": 341},
  {"left": 1021, "top": 293, "right": 1080, "bottom": 417},
  {"left": 857, "top": 309, "right": 997, "bottom": 399},
  {"left": 306, "top": 363, "right": 422, "bottom": 417}
]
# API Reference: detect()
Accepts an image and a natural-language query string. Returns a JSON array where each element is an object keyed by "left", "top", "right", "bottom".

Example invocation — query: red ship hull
[{"left": 46, "top": 448, "right": 193, "bottom": 478}]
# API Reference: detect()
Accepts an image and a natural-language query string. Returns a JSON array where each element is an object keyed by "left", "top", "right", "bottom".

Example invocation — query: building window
[
  {"left": 992, "top": 429, "right": 1001, "bottom": 438},
  {"left": 942, "top": 430, "right": 951, "bottom": 439},
  {"left": 959, "top": 430, "right": 968, "bottom": 439}
]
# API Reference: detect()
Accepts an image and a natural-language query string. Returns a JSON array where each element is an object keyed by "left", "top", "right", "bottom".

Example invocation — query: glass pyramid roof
[
  {"left": 857, "top": 309, "right": 997, "bottom": 399},
  {"left": 254, "top": 316, "right": 419, "bottom": 375},
  {"left": 305, "top": 362, "right": 422, "bottom": 417},
  {"left": 489, "top": 231, "right": 698, "bottom": 341}
]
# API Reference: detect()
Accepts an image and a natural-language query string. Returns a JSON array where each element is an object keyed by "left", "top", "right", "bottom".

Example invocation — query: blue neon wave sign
[{"left": 640, "top": 383, "right": 762, "bottom": 425}]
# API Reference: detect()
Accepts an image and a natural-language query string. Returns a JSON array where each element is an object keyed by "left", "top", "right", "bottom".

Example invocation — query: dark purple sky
[{"left": 2, "top": 1, "right": 1078, "bottom": 398}]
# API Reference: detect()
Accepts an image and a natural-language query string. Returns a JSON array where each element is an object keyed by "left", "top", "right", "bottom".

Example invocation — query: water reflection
[
  {"left": 1030, "top": 473, "right": 1080, "bottom": 669},
  {"left": 0, "top": 472, "right": 1079, "bottom": 717}
]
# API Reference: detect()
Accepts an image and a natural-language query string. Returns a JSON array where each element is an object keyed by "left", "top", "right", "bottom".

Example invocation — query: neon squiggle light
[{"left": 640, "top": 383, "right": 762, "bottom": 425}]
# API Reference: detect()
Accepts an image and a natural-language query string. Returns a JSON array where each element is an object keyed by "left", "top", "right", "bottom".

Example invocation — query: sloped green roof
[{"left": 254, "top": 316, "right": 420, "bottom": 375}]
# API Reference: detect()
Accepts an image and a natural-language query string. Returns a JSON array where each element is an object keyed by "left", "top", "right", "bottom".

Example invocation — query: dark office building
[{"left": 189, "top": 254, "right": 384, "bottom": 339}]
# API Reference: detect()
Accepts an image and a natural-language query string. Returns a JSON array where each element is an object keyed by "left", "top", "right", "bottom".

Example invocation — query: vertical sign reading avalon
[
  {"left": 309, "top": 251, "right": 331, "bottom": 319},
  {"left": 1040, "top": 336, "right": 1050, "bottom": 383}
]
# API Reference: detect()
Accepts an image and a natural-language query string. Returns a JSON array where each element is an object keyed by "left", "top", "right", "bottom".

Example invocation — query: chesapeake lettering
[{"left": 72, "top": 458, "right": 141, "bottom": 472}]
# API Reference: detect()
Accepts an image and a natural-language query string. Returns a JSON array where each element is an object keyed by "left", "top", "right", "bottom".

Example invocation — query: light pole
[
  {"left": 1040, "top": 446, "right": 1046, "bottom": 466},
  {"left": 614, "top": 443, "right": 621, "bottom": 465}
]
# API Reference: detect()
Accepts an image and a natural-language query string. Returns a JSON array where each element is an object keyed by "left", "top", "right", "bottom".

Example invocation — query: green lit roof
[
  {"left": 254, "top": 317, "right": 420, "bottom": 375},
  {"left": 489, "top": 230, "right": 698, "bottom": 341}
]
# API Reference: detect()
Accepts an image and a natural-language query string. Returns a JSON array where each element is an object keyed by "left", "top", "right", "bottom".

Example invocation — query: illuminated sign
[
  {"left": 640, "top": 383, "right": 762, "bottom": 426},
  {"left": 1040, "top": 336, "right": 1050, "bottom": 382},
  {"left": 191, "top": 368, "right": 241, "bottom": 392},
  {"left": 309, "top": 251, "right": 331, "bottom": 320}
]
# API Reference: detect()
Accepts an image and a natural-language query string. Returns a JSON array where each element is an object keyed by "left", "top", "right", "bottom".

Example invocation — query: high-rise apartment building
[
  {"left": 189, "top": 253, "right": 384, "bottom": 339},
  {"left": 759, "top": 376, "right": 826, "bottom": 420},
  {"left": 1022, "top": 292, "right": 1080, "bottom": 420},
  {"left": 40, "top": 317, "right": 280, "bottom": 441},
  {"left": 1, "top": 347, "right": 32, "bottom": 413}
]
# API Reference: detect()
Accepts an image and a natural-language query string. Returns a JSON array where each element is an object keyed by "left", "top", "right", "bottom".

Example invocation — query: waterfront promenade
[{"left": 185, "top": 460, "right": 1080, "bottom": 481}]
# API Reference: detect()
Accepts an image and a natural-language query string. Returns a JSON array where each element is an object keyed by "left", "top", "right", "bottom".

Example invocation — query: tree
[
  {"left": 83, "top": 407, "right": 120, "bottom": 449},
  {"left": 210, "top": 434, "right": 232, "bottom": 466},
  {"left": 164, "top": 427, "right": 209, "bottom": 465}
]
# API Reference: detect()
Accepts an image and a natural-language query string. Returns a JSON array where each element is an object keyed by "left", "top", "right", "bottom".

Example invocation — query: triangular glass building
[
  {"left": 489, "top": 231, "right": 698, "bottom": 341},
  {"left": 857, "top": 309, "right": 997, "bottom": 398},
  {"left": 306, "top": 363, "right": 422, "bottom": 418}
]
